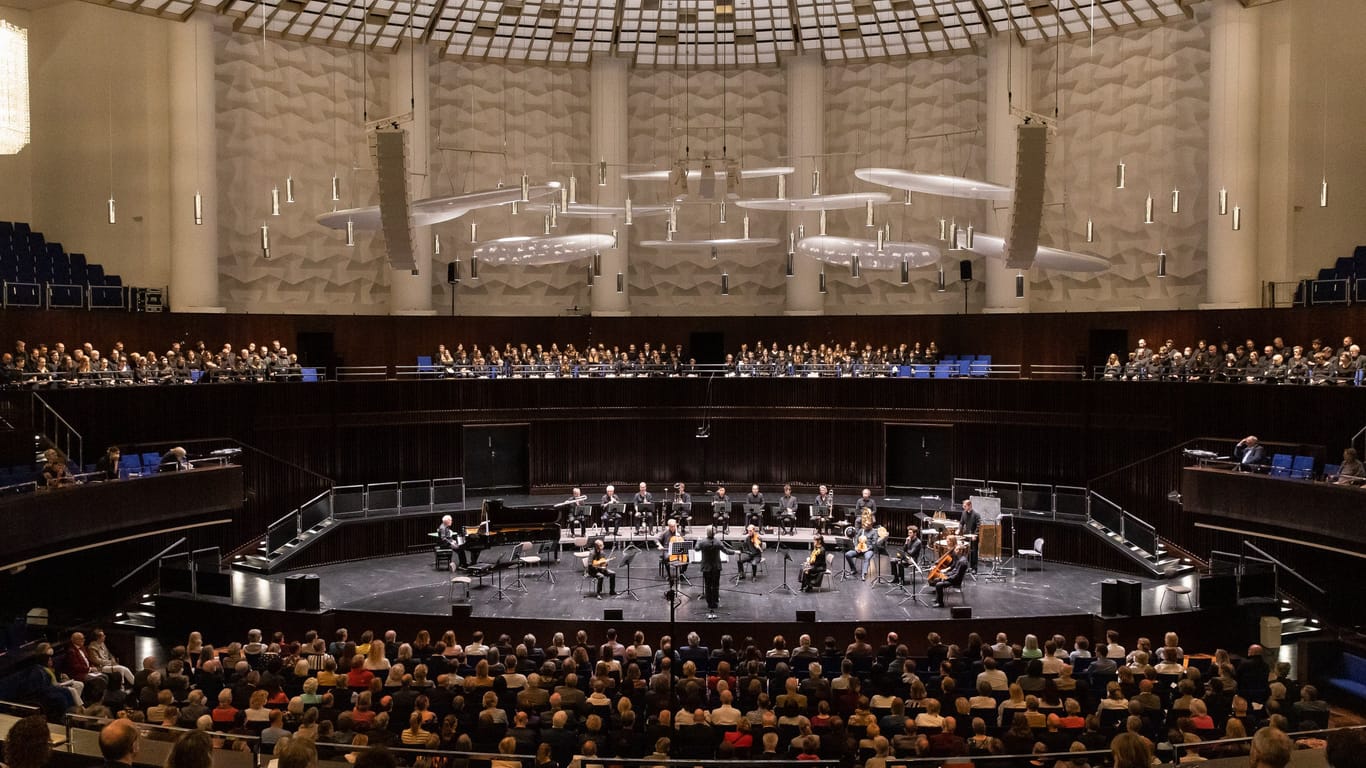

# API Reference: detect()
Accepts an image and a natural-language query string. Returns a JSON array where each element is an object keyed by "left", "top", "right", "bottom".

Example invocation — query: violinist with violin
[
  {"left": 801, "top": 534, "right": 827, "bottom": 592},
  {"left": 737, "top": 524, "right": 765, "bottom": 581},
  {"left": 587, "top": 539, "right": 617, "bottom": 598},
  {"left": 697, "top": 526, "right": 738, "bottom": 614},
  {"left": 845, "top": 519, "right": 878, "bottom": 581}
]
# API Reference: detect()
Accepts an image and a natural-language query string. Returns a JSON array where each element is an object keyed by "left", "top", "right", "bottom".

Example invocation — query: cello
[{"left": 927, "top": 550, "right": 953, "bottom": 581}]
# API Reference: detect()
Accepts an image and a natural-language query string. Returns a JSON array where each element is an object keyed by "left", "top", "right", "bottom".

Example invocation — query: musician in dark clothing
[
  {"left": 890, "top": 526, "right": 924, "bottom": 584},
  {"left": 671, "top": 483, "right": 693, "bottom": 533},
  {"left": 697, "top": 526, "right": 738, "bottom": 614},
  {"left": 601, "top": 485, "right": 622, "bottom": 536},
  {"left": 565, "top": 487, "right": 589, "bottom": 537},
  {"left": 959, "top": 499, "right": 981, "bottom": 572},
  {"left": 437, "top": 514, "right": 468, "bottom": 568},
  {"left": 633, "top": 482, "right": 655, "bottom": 532},
  {"left": 777, "top": 484, "right": 799, "bottom": 535},
  {"left": 737, "top": 525, "right": 764, "bottom": 581},
  {"left": 928, "top": 551, "right": 969, "bottom": 607},
  {"left": 712, "top": 486, "right": 732, "bottom": 533},
  {"left": 587, "top": 539, "right": 616, "bottom": 598},
  {"left": 658, "top": 520, "right": 689, "bottom": 576},
  {"left": 800, "top": 534, "right": 827, "bottom": 592},
  {"left": 812, "top": 485, "right": 835, "bottom": 534},
  {"left": 745, "top": 485, "right": 765, "bottom": 529}
]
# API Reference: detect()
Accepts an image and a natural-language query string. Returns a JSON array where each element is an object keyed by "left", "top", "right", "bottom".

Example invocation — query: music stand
[
  {"left": 491, "top": 549, "right": 515, "bottom": 603},
  {"left": 712, "top": 501, "right": 731, "bottom": 533},
  {"left": 633, "top": 501, "right": 652, "bottom": 534},
  {"left": 672, "top": 502, "right": 690, "bottom": 533},
  {"left": 872, "top": 537, "right": 896, "bottom": 586},
  {"left": 768, "top": 548, "right": 797, "bottom": 595},
  {"left": 604, "top": 503, "right": 627, "bottom": 546},
  {"left": 617, "top": 546, "right": 641, "bottom": 601},
  {"left": 896, "top": 554, "right": 928, "bottom": 607},
  {"left": 743, "top": 503, "right": 766, "bottom": 532},
  {"left": 668, "top": 539, "right": 693, "bottom": 586}
]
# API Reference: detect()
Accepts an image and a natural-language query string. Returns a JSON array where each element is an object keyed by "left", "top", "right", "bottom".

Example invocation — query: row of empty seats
[
  {"left": 1295, "top": 244, "right": 1366, "bottom": 305},
  {"left": 0, "top": 221, "right": 129, "bottom": 309}
]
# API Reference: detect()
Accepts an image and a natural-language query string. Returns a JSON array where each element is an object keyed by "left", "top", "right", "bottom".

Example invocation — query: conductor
[{"left": 697, "top": 526, "right": 738, "bottom": 617}]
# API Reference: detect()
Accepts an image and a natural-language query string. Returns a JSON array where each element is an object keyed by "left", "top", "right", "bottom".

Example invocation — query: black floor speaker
[
  {"left": 1101, "top": 578, "right": 1142, "bottom": 617},
  {"left": 603, "top": 609, "right": 623, "bottom": 621},
  {"left": 796, "top": 610, "right": 816, "bottom": 623},
  {"left": 284, "top": 573, "right": 320, "bottom": 612},
  {"left": 1199, "top": 574, "right": 1239, "bottom": 609},
  {"left": 950, "top": 606, "right": 973, "bottom": 619}
]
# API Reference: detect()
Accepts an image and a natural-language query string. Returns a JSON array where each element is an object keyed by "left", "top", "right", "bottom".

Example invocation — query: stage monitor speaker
[
  {"left": 372, "top": 128, "right": 416, "bottom": 271},
  {"left": 284, "top": 573, "right": 320, "bottom": 612},
  {"left": 796, "top": 610, "right": 816, "bottom": 623},
  {"left": 1101, "top": 578, "right": 1142, "bottom": 617},
  {"left": 950, "top": 606, "right": 973, "bottom": 619},
  {"left": 1199, "top": 573, "right": 1239, "bottom": 609},
  {"left": 603, "top": 609, "right": 623, "bottom": 621},
  {"left": 451, "top": 603, "right": 472, "bottom": 619},
  {"left": 1004, "top": 123, "right": 1048, "bottom": 269},
  {"left": 959, "top": 259, "right": 973, "bottom": 282}
]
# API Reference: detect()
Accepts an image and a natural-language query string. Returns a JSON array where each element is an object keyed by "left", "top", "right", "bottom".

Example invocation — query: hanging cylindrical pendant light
[
  {"left": 899, "top": 259, "right": 910, "bottom": 285},
  {"left": 271, "top": 186, "right": 281, "bottom": 216},
  {"left": 560, "top": 186, "right": 569, "bottom": 213},
  {"left": 903, "top": 190, "right": 912, "bottom": 206},
  {"left": 1320, "top": 179, "right": 1329, "bottom": 208},
  {"left": 777, "top": 174, "right": 786, "bottom": 200},
  {"left": 818, "top": 271, "right": 827, "bottom": 294},
  {"left": 451, "top": 259, "right": 461, "bottom": 281},
  {"left": 865, "top": 199, "right": 875, "bottom": 228},
  {"left": 1171, "top": 188, "right": 1181, "bottom": 214},
  {"left": 875, "top": 229, "right": 885, "bottom": 254},
  {"left": 470, "top": 222, "right": 478, "bottom": 243},
  {"left": 470, "top": 255, "right": 479, "bottom": 279},
  {"left": 193, "top": 191, "right": 203, "bottom": 226},
  {"left": 568, "top": 175, "right": 578, "bottom": 205},
  {"left": 811, "top": 169, "right": 820, "bottom": 196},
  {"left": 1015, "top": 272, "right": 1025, "bottom": 299},
  {"left": 938, "top": 217, "right": 948, "bottom": 242},
  {"left": 710, "top": 246, "right": 719, "bottom": 261},
  {"left": 719, "top": 200, "right": 727, "bottom": 224},
  {"left": 543, "top": 214, "right": 552, "bottom": 235},
  {"left": 797, "top": 223, "right": 805, "bottom": 239},
  {"left": 965, "top": 224, "right": 974, "bottom": 249},
  {"left": 787, "top": 230, "right": 795, "bottom": 256},
  {"left": 1144, "top": 194, "right": 1155, "bottom": 225},
  {"left": 851, "top": 254, "right": 862, "bottom": 279},
  {"left": 667, "top": 205, "right": 678, "bottom": 233},
  {"left": 948, "top": 221, "right": 960, "bottom": 250},
  {"left": 665, "top": 226, "right": 674, "bottom": 242},
  {"left": 610, "top": 228, "right": 619, "bottom": 249},
  {"left": 345, "top": 219, "right": 355, "bottom": 247},
  {"left": 785, "top": 250, "right": 794, "bottom": 278},
  {"left": 549, "top": 203, "right": 558, "bottom": 229},
  {"left": 331, "top": 175, "right": 341, "bottom": 203},
  {"left": 585, "top": 264, "right": 593, "bottom": 285},
  {"left": 1085, "top": 218, "right": 1095, "bottom": 243},
  {"left": 1115, "top": 161, "right": 1126, "bottom": 189},
  {"left": 520, "top": 173, "right": 530, "bottom": 203},
  {"left": 285, "top": 176, "right": 295, "bottom": 204},
  {"left": 598, "top": 159, "right": 607, "bottom": 186},
  {"left": 1232, "top": 205, "right": 1242, "bottom": 231},
  {"left": 742, "top": 215, "right": 750, "bottom": 240},
  {"left": 260, "top": 224, "right": 271, "bottom": 259},
  {"left": 819, "top": 209, "right": 827, "bottom": 236},
  {"left": 720, "top": 272, "right": 730, "bottom": 296},
  {"left": 511, "top": 200, "right": 519, "bottom": 216},
  {"left": 1157, "top": 249, "right": 1168, "bottom": 278},
  {"left": 433, "top": 232, "right": 442, "bottom": 256},
  {"left": 936, "top": 266, "right": 947, "bottom": 292},
  {"left": 624, "top": 197, "right": 634, "bottom": 226},
  {"left": 592, "top": 251, "right": 602, "bottom": 278},
  {"left": 615, "top": 272, "right": 624, "bottom": 293},
  {"left": 1218, "top": 187, "right": 1228, "bottom": 216}
]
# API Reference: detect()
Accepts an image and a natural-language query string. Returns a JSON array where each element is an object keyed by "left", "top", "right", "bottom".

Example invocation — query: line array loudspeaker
[
  {"left": 1005, "top": 123, "right": 1048, "bottom": 269},
  {"left": 372, "top": 129, "right": 416, "bottom": 271}
]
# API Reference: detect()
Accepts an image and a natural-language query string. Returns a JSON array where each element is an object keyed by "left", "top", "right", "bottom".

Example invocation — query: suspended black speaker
[{"left": 959, "top": 259, "right": 973, "bottom": 282}]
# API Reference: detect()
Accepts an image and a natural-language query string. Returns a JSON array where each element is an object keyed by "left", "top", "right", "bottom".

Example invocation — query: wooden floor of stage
[{"left": 226, "top": 535, "right": 1200, "bottom": 625}]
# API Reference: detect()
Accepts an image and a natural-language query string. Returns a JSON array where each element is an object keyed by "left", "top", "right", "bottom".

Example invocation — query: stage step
[
  {"left": 112, "top": 609, "right": 157, "bottom": 632},
  {"left": 1085, "top": 519, "right": 1194, "bottom": 579}
]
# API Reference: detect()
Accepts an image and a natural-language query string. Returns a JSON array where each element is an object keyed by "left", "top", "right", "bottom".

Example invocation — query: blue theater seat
[
  {"left": 1290, "top": 456, "right": 1315, "bottom": 480},
  {"left": 1268, "top": 454, "right": 1293, "bottom": 478}
]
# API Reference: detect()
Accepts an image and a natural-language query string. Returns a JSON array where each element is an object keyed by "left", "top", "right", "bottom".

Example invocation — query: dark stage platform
[{"left": 230, "top": 546, "right": 1196, "bottom": 625}]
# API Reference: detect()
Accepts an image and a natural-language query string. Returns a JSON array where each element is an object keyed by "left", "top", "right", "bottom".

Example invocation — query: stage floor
[{"left": 230, "top": 547, "right": 1199, "bottom": 625}]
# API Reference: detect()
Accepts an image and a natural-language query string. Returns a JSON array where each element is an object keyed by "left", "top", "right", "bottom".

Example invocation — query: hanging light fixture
[
  {"left": 592, "top": 251, "right": 602, "bottom": 277},
  {"left": 610, "top": 228, "right": 619, "bottom": 249},
  {"left": 948, "top": 221, "right": 960, "bottom": 251},
  {"left": 818, "top": 270, "right": 827, "bottom": 294},
  {"left": 903, "top": 190, "right": 912, "bottom": 206},
  {"left": 936, "top": 266, "right": 947, "bottom": 292},
  {"left": 193, "top": 192, "right": 203, "bottom": 226},
  {"left": 585, "top": 264, "right": 593, "bottom": 285},
  {"left": 667, "top": 205, "right": 678, "bottom": 234},
  {"left": 470, "top": 222, "right": 478, "bottom": 243},
  {"left": 785, "top": 250, "right": 794, "bottom": 278},
  {"left": 1115, "top": 161, "right": 1126, "bottom": 189},
  {"left": 560, "top": 186, "right": 569, "bottom": 213},
  {"left": 1171, "top": 188, "right": 1181, "bottom": 214},
  {"left": 1157, "top": 248, "right": 1168, "bottom": 278},
  {"left": 1085, "top": 218, "right": 1095, "bottom": 244},
  {"left": 720, "top": 272, "right": 730, "bottom": 295},
  {"left": 1218, "top": 187, "right": 1228, "bottom": 216},
  {"left": 260, "top": 224, "right": 271, "bottom": 259},
  {"left": 520, "top": 173, "right": 530, "bottom": 202},
  {"left": 938, "top": 217, "right": 948, "bottom": 242},
  {"left": 550, "top": 203, "right": 558, "bottom": 229},
  {"left": 598, "top": 158, "right": 607, "bottom": 186},
  {"left": 434, "top": 232, "right": 442, "bottom": 256},
  {"left": 1144, "top": 193, "right": 1155, "bottom": 224},
  {"left": 345, "top": 218, "right": 355, "bottom": 247},
  {"left": 285, "top": 176, "right": 296, "bottom": 204},
  {"left": 719, "top": 200, "right": 727, "bottom": 224},
  {"left": 1232, "top": 205, "right": 1242, "bottom": 231},
  {"left": 451, "top": 259, "right": 461, "bottom": 282},
  {"left": 899, "top": 259, "right": 910, "bottom": 285},
  {"left": 865, "top": 199, "right": 875, "bottom": 228},
  {"left": 875, "top": 229, "right": 885, "bottom": 254},
  {"left": 797, "top": 223, "right": 805, "bottom": 239},
  {"left": 511, "top": 200, "right": 519, "bottom": 216},
  {"left": 819, "top": 209, "right": 827, "bottom": 236},
  {"left": 850, "top": 254, "right": 862, "bottom": 279},
  {"left": 543, "top": 214, "right": 552, "bottom": 235},
  {"left": 331, "top": 175, "right": 341, "bottom": 203},
  {"left": 271, "top": 186, "right": 281, "bottom": 216},
  {"left": 1015, "top": 272, "right": 1025, "bottom": 299},
  {"left": 624, "top": 197, "right": 633, "bottom": 226},
  {"left": 742, "top": 214, "right": 750, "bottom": 240},
  {"left": 469, "top": 255, "right": 479, "bottom": 279},
  {"left": 615, "top": 272, "right": 624, "bottom": 293},
  {"left": 810, "top": 168, "right": 820, "bottom": 196},
  {"left": 777, "top": 174, "right": 786, "bottom": 200},
  {"left": 787, "top": 230, "right": 795, "bottom": 256},
  {"left": 569, "top": 174, "right": 578, "bottom": 205},
  {"left": 964, "top": 224, "right": 974, "bottom": 249},
  {"left": 1320, "top": 179, "right": 1329, "bottom": 208}
]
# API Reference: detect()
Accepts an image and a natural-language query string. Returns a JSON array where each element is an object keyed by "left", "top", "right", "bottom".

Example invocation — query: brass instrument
[{"left": 860, "top": 507, "right": 875, "bottom": 528}]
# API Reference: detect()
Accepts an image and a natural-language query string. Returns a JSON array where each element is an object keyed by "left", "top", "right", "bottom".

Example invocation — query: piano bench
[
  {"left": 434, "top": 547, "right": 453, "bottom": 570},
  {"left": 465, "top": 563, "right": 495, "bottom": 586}
]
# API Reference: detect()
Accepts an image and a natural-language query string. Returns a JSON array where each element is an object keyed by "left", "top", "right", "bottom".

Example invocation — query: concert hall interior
[{"left": 2, "top": 0, "right": 1366, "bottom": 764}]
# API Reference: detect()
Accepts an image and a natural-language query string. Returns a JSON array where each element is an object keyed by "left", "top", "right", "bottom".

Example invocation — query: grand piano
[{"left": 457, "top": 499, "right": 562, "bottom": 574}]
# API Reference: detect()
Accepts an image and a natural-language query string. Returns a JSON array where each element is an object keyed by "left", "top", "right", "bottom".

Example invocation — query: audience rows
[
  {"left": 1, "top": 339, "right": 303, "bottom": 387},
  {"left": 1103, "top": 336, "right": 1366, "bottom": 385},
  {"left": 3, "top": 623, "right": 1341, "bottom": 768}
]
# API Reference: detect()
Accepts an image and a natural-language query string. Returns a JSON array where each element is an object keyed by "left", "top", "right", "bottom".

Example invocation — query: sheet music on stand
[{"left": 970, "top": 496, "right": 1002, "bottom": 523}]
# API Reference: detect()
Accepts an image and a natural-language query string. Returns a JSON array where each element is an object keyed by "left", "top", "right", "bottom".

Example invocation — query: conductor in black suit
[
  {"left": 959, "top": 499, "right": 982, "bottom": 572},
  {"left": 697, "top": 526, "right": 737, "bottom": 615}
]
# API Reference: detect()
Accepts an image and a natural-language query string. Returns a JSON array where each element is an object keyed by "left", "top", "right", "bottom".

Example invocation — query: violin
[
  {"left": 750, "top": 530, "right": 766, "bottom": 550},
  {"left": 855, "top": 532, "right": 869, "bottom": 554},
  {"left": 807, "top": 544, "right": 821, "bottom": 566}
]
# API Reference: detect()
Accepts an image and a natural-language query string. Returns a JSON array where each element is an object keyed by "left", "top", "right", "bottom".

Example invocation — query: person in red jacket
[{"left": 65, "top": 632, "right": 105, "bottom": 683}]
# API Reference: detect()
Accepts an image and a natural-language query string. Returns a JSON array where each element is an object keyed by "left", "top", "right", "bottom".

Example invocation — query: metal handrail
[
  {"left": 1028, "top": 364, "right": 1086, "bottom": 379},
  {"left": 110, "top": 537, "right": 187, "bottom": 590},
  {"left": 32, "top": 391, "right": 83, "bottom": 467}
]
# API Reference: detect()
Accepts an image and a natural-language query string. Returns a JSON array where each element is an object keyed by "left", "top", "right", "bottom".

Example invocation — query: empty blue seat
[
  {"left": 0, "top": 221, "right": 12, "bottom": 235},
  {"left": 1268, "top": 454, "right": 1293, "bottom": 478},
  {"left": 933, "top": 364, "right": 952, "bottom": 379},
  {"left": 104, "top": 274, "right": 121, "bottom": 286},
  {"left": 1290, "top": 456, "right": 1315, "bottom": 480},
  {"left": 969, "top": 360, "right": 990, "bottom": 377},
  {"left": 1324, "top": 463, "right": 1341, "bottom": 480},
  {"left": 189, "top": 369, "right": 203, "bottom": 383},
  {"left": 141, "top": 452, "right": 160, "bottom": 470},
  {"left": 1335, "top": 256, "right": 1355, "bottom": 279},
  {"left": 301, "top": 367, "right": 320, "bottom": 383},
  {"left": 942, "top": 355, "right": 957, "bottom": 362},
  {"left": 48, "top": 285, "right": 82, "bottom": 308},
  {"left": 14, "top": 222, "right": 30, "bottom": 236},
  {"left": 416, "top": 355, "right": 433, "bottom": 373},
  {"left": 4, "top": 282, "right": 40, "bottom": 307},
  {"left": 69, "top": 253, "right": 86, "bottom": 270},
  {"left": 85, "top": 264, "right": 104, "bottom": 284},
  {"left": 90, "top": 285, "right": 123, "bottom": 308}
]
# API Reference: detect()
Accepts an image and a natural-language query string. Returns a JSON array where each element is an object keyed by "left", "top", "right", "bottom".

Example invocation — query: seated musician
[
  {"left": 959, "top": 499, "right": 981, "bottom": 572},
  {"left": 800, "top": 534, "right": 827, "bottom": 592},
  {"left": 601, "top": 485, "right": 622, "bottom": 536},
  {"left": 745, "top": 484, "right": 765, "bottom": 529},
  {"left": 565, "top": 487, "right": 589, "bottom": 537},
  {"left": 658, "top": 519, "right": 688, "bottom": 575},
  {"left": 587, "top": 539, "right": 616, "bottom": 598},
  {"left": 633, "top": 482, "right": 654, "bottom": 532},
  {"left": 845, "top": 520, "right": 877, "bottom": 581},
  {"left": 928, "top": 547, "right": 970, "bottom": 607},
  {"left": 712, "top": 486, "right": 732, "bottom": 533},
  {"left": 777, "top": 484, "right": 799, "bottom": 535},
  {"left": 890, "top": 526, "right": 923, "bottom": 585},
  {"left": 812, "top": 485, "right": 835, "bottom": 534},
  {"left": 437, "top": 514, "right": 468, "bottom": 568},
  {"left": 737, "top": 525, "right": 764, "bottom": 581},
  {"left": 855, "top": 488, "right": 877, "bottom": 516},
  {"left": 671, "top": 483, "right": 692, "bottom": 533}
]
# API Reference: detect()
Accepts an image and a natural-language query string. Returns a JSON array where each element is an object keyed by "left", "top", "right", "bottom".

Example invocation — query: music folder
[
  {"left": 743, "top": 503, "right": 765, "bottom": 516},
  {"left": 604, "top": 502, "right": 627, "bottom": 517}
]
